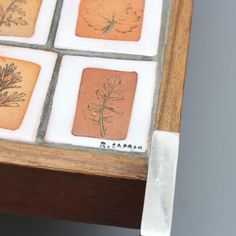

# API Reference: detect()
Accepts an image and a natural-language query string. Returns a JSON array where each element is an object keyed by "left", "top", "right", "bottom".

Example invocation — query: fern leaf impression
[
  {"left": 0, "top": 63, "right": 26, "bottom": 107},
  {"left": 0, "top": 57, "right": 40, "bottom": 130}
]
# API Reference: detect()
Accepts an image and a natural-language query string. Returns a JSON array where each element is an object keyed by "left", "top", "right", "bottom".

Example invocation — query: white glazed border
[
  {"left": 55, "top": 0, "right": 163, "bottom": 56},
  {"left": 0, "top": 45, "right": 57, "bottom": 142},
  {"left": 45, "top": 56, "right": 158, "bottom": 153}
]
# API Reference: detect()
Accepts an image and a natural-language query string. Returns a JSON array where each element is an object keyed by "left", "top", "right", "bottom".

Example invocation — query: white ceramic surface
[
  {"left": 0, "top": 0, "right": 57, "bottom": 45},
  {"left": 0, "top": 45, "right": 57, "bottom": 142},
  {"left": 45, "top": 56, "right": 158, "bottom": 153},
  {"left": 55, "top": 0, "right": 163, "bottom": 56}
]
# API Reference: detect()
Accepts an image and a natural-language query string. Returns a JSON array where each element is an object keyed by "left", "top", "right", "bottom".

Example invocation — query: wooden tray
[{"left": 0, "top": 0, "right": 193, "bottom": 229}]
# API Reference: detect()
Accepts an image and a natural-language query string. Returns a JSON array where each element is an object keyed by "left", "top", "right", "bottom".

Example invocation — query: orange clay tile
[
  {"left": 0, "top": 57, "right": 40, "bottom": 130},
  {"left": 76, "top": 0, "right": 145, "bottom": 41},
  {"left": 0, "top": 0, "right": 42, "bottom": 37},
  {"left": 72, "top": 68, "right": 137, "bottom": 140}
]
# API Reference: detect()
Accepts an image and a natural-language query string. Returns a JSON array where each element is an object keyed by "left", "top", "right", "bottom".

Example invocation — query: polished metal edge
[{"left": 141, "top": 130, "right": 180, "bottom": 236}]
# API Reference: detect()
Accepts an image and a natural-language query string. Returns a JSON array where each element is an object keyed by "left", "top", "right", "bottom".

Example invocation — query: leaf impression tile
[
  {"left": 0, "top": 0, "right": 57, "bottom": 45},
  {"left": 0, "top": 45, "right": 57, "bottom": 142},
  {"left": 72, "top": 68, "right": 137, "bottom": 140},
  {"left": 0, "top": 57, "right": 40, "bottom": 130},
  {"left": 76, "top": 0, "right": 145, "bottom": 41},
  {"left": 0, "top": 0, "right": 42, "bottom": 37},
  {"left": 45, "top": 56, "right": 158, "bottom": 153},
  {"left": 55, "top": 0, "right": 163, "bottom": 56}
]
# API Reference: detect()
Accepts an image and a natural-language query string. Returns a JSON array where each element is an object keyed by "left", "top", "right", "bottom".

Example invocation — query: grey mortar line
[{"left": 36, "top": 55, "right": 62, "bottom": 143}]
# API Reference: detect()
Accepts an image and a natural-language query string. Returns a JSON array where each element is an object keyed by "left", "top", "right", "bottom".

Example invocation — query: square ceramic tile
[
  {"left": 0, "top": 45, "right": 57, "bottom": 142},
  {"left": 0, "top": 0, "right": 57, "bottom": 45},
  {"left": 45, "top": 56, "right": 158, "bottom": 153},
  {"left": 55, "top": 0, "right": 163, "bottom": 56}
]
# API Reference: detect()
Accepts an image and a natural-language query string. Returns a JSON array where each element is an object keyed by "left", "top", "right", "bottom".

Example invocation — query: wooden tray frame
[{"left": 0, "top": 0, "right": 193, "bottom": 229}]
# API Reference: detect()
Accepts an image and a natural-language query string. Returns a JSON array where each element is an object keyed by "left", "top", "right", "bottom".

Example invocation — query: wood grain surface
[
  {"left": 0, "top": 141, "right": 147, "bottom": 180},
  {"left": 156, "top": 0, "right": 194, "bottom": 132},
  {"left": 0, "top": 0, "right": 193, "bottom": 229},
  {"left": 0, "top": 161, "right": 145, "bottom": 228},
  {"left": 0, "top": 141, "right": 147, "bottom": 228}
]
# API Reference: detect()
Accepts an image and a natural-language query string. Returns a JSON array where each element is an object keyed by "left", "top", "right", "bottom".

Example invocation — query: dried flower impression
[
  {"left": 0, "top": 57, "right": 40, "bottom": 130},
  {"left": 72, "top": 68, "right": 137, "bottom": 140},
  {"left": 76, "top": 0, "right": 145, "bottom": 41},
  {"left": 0, "top": 0, "right": 42, "bottom": 37}
]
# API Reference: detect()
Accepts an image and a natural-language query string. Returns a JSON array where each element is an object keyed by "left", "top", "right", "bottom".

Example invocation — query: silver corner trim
[{"left": 141, "top": 130, "right": 180, "bottom": 236}]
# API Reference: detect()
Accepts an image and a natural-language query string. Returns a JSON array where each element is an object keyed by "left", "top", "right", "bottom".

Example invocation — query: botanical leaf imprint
[
  {"left": 0, "top": 0, "right": 28, "bottom": 29},
  {"left": 87, "top": 75, "right": 125, "bottom": 137},
  {"left": 0, "top": 63, "right": 26, "bottom": 107},
  {"left": 83, "top": 1, "right": 142, "bottom": 35}
]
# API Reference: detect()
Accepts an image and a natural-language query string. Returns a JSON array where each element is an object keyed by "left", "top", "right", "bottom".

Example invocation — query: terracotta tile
[
  {"left": 76, "top": 0, "right": 145, "bottom": 41},
  {"left": 0, "top": 56, "right": 40, "bottom": 130},
  {"left": 0, "top": 0, "right": 42, "bottom": 37},
  {"left": 72, "top": 68, "right": 137, "bottom": 140}
]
